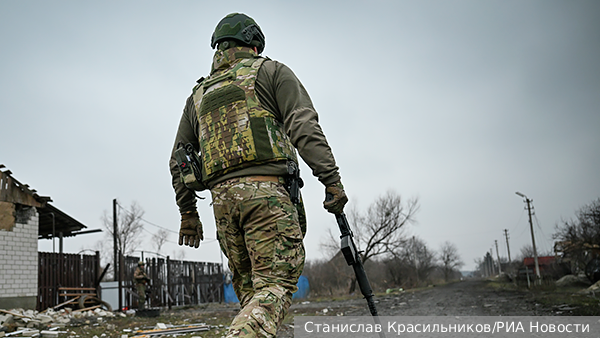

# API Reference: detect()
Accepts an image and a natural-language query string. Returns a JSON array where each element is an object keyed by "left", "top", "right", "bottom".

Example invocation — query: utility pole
[
  {"left": 413, "top": 236, "right": 419, "bottom": 286},
  {"left": 495, "top": 240, "right": 502, "bottom": 274},
  {"left": 490, "top": 248, "right": 495, "bottom": 275},
  {"left": 113, "top": 198, "right": 118, "bottom": 281},
  {"left": 504, "top": 229, "right": 512, "bottom": 264},
  {"left": 483, "top": 254, "right": 492, "bottom": 277},
  {"left": 516, "top": 192, "right": 541, "bottom": 285}
]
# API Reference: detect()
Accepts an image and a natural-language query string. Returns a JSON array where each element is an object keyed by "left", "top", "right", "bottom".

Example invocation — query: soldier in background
[
  {"left": 133, "top": 261, "right": 150, "bottom": 310},
  {"left": 169, "top": 12, "right": 348, "bottom": 337}
]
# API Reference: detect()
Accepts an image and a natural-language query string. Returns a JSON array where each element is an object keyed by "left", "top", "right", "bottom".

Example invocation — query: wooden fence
[
  {"left": 38, "top": 252, "right": 223, "bottom": 311},
  {"left": 37, "top": 252, "right": 100, "bottom": 311},
  {"left": 122, "top": 255, "right": 223, "bottom": 310}
]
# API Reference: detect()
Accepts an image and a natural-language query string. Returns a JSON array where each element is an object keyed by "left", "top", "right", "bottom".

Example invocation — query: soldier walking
[{"left": 169, "top": 12, "right": 348, "bottom": 337}]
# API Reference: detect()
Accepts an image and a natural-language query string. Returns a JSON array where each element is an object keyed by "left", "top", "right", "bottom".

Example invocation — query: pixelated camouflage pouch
[{"left": 174, "top": 142, "right": 204, "bottom": 191}]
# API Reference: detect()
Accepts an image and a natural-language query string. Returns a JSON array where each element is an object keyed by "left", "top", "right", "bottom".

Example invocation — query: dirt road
[
  {"left": 289, "top": 279, "right": 551, "bottom": 317},
  {"left": 58, "top": 278, "right": 585, "bottom": 338},
  {"left": 277, "top": 278, "right": 554, "bottom": 336}
]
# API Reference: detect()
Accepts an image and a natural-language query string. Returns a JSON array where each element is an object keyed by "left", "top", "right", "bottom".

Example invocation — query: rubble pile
[
  {"left": 555, "top": 274, "right": 592, "bottom": 288},
  {"left": 582, "top": 279, "right": 600, "bottom": 293},
  {"left": 134, "top": 323, "right": 210, "bottom": 337},
  {"left": 0, "top": 308, "right": 125, "bottom": 337}
]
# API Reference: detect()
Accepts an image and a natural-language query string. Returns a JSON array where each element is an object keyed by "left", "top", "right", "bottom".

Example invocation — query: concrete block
[
  {"left": 0, "top": 314, "right": 11, "bottom": 326},
  {"left": 26, "top": 319, "right": 42, "bottom": 328},
  {"left": 22, "top": 329, "right": 41, "bottom": 337},
  {"left": 37, "top": 315, "right": 53, "bottom": 324}
]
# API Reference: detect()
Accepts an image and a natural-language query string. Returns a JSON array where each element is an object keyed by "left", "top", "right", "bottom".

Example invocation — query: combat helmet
[
  {"left": 138, "top": 261, "right": 145, "bottom": 266},
  {"left": 211, "top": 13, "right": 265, "bottom": 53}
]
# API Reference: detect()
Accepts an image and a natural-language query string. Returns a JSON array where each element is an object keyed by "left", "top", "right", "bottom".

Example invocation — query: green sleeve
[
  {"left": 256, "top": 60, "right": 341, "bottom": 186},
  {"left": 169, "top": 95, "right": 207, "bottom": 214}
]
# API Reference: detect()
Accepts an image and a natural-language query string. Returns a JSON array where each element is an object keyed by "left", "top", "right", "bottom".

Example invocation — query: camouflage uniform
[
  {"left": 134, "top": 265, "right": 149, "bottom": 309},
  {"left": 170, "top": 45, "right": 340, "bottom": 337},
  {"left": 212, "top": 177, "right": 305, "bottom": 336}
]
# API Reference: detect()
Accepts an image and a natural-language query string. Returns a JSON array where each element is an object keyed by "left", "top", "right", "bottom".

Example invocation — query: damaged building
[
  {"left": 1, "top": 165, "right": 224, "bottom": 313},
  {"left": 0, "top": 165, "right": 101, "bottom": 309}
]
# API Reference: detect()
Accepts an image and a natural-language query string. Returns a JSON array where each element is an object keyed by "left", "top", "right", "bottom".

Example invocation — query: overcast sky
[{"left": 1, "top": 1, "right": 599, "bottom": 271}]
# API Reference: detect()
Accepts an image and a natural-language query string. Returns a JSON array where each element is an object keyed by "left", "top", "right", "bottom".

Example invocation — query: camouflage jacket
[
  {"left": 193, "top": 48, "right": 298, "bottom": 181},
  {"left": 134, "top": 267, "right": 149, "bottom": 283},
  {"left": 169, "top": 47, "right": 341, "bottom": 213}
]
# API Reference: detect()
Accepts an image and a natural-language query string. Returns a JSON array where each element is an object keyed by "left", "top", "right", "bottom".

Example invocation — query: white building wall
[{"left": 0, "top": 207, "right": 38, "bottom": 303}]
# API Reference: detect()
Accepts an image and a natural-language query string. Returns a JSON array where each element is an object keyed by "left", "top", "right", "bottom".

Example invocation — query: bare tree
[
  {"left": 517, "top": 244, "right": 552, "bottom": 262},
  {"left": 349, "top": 191, "right": 419, "bottom": 263},
  {"left": 384, "top": 236, "right": 437, "bottom": 288},
  {"left": 473, "top": 257, "right": 485, "bottom": 277},
  {"left": 553, "top": 198, "right": 600, "bottom": 272},
  {"left": 439, "top": 241, "right": 464, "bottom": 282},
  {"left": 173, "top": 249, "right": 186, "bottom": 260},
  {"left": 480, "top": 252, "right": 496, "bottom": 277},
  {"left": 93, "top": 240, "right": 113, "bottom": 281},
  {"left": 302, "top": 255, "right": 352, "bottom": 296},
  {"left": 151, "top": 229, "right": 170, "bottom": 255},
  {"left": 99, "top": 200, "right": 145, "bottom": 278},
  {"left": 402, "top": 236, "right": 437, "bottom": 286},
  {"left": 518, "top": 244, "right": 535, "bottom": 260},
  {"left": 320, "top": 191, "right": 419, "bottom": 293}
]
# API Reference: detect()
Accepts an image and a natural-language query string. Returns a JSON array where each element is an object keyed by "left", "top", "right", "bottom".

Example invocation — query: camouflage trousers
[
  {"left": 210, "top": 177, "right": 306, "bottom": 337},
  {"left": 136, "top": 283, "right": 146, "bottom": 309}
]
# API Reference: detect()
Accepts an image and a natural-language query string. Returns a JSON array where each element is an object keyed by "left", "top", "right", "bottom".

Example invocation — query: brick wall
[{"left": 0, "top": 206, "right": 38, "bottom": 309}]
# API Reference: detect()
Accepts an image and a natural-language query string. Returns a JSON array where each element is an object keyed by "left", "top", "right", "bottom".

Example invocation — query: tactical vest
[{"left": 192, "top": 48, "right": 298, "bottom": 182}]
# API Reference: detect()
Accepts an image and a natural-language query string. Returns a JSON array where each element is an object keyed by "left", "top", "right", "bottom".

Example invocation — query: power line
[
  {"left": 115, "top": 201, "right": 218, "bottom": 243},
  {"left": 140, "top": 226, "right": 177, "bottom": 246},
  {"left": 419, "top": 229, "right": 500, "bottom": 239},
  {"left": 512, "top": 208, "right": 525, "bottom": 233},
  {"left": 533, "top": 214, "right": 551, "bottom": 255},
  {"left": 512, "top": 206, "right": 530, "bottom": 239},
  {"left": 116, "top": 201, "right": 178, "bottom": 234}
]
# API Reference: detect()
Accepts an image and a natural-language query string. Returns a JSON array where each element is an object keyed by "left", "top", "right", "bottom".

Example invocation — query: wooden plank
[
  {"left": 0, "top": 173, "right": 43, "bottom": 207},
  {"left": 72, "top": 304, "right": 101, "bottom": 313},
  {"left": 0, "top": 309, "right": 32, "bottom": 318},
  {"left": 40, "top": 298, "right": 78, "bottom": 312},
  {"left": 59, "top": 293, "right": 96, "bottom": 297}
]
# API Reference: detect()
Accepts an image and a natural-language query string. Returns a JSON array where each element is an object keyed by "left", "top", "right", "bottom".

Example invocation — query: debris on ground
[
  {"left": 133, "top": 322, "right": 210, "bottom": 337},
  {"left": 0, "top": 307, "right": 124, "bottom": 337},
  {"left": 385, "top": 288, "right": 404, "bottom": 294},
  {"left": 555, "top": 274, "right": 592, "bottom": 288},
  {"left": 578, "top": 279, "right": 600, "bottom": 294},
  {"left": 134, "top": 308, "right": 160, "bottom": 318},
  {"left": 0, "top": 308, "right": 219, "bottom": 338}
]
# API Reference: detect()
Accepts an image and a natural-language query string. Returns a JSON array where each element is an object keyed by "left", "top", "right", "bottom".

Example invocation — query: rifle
[{"left": 327, "top": 195, "right": 385, "bottom": 338}]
